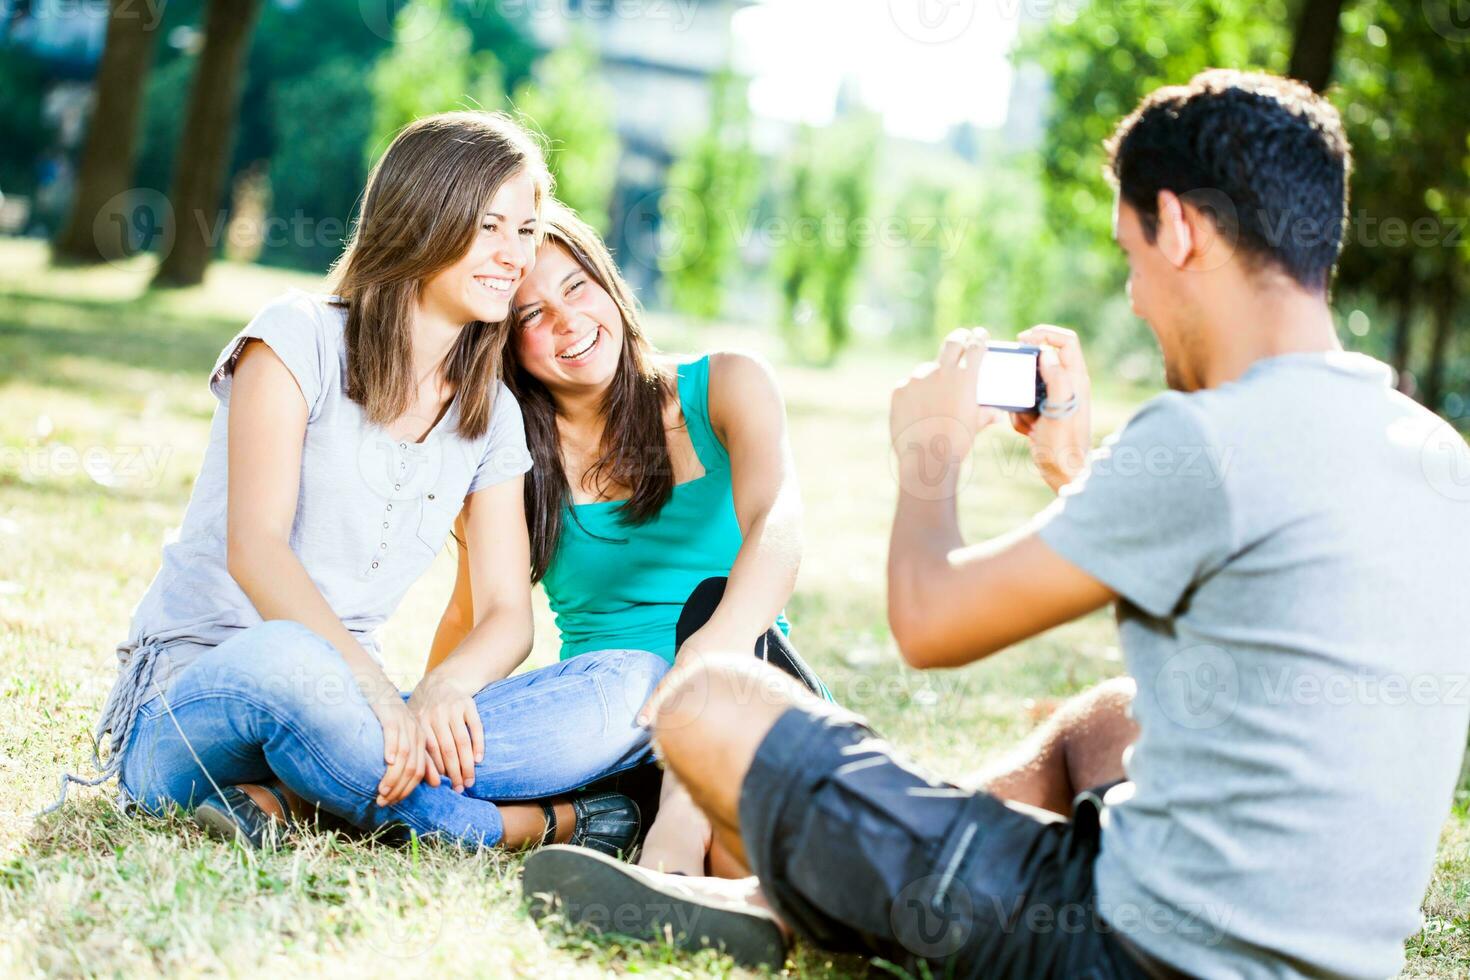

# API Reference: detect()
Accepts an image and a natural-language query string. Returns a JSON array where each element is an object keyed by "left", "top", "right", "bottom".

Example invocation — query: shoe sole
[
  {"left": 523, "top": 844, "right": 787, "bottom": 969},
  {"left": 193, "top": 802, "right": 259, "bottom": 847}
]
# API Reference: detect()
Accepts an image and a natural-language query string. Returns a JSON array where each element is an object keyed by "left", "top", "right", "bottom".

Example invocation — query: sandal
[
  {"left": 539, "top": 791, "right": 641, "bottom": 859},
  {"left": 523, "top": 844, "right": 787, "bottom": 969},
  {"left": 194, "top": 783, "right": 294, "bottom": 849}
]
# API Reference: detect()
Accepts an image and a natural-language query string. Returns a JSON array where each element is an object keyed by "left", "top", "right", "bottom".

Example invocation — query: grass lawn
[{"left": 0, "top": 237, "right": 1465, "bottom": 976}]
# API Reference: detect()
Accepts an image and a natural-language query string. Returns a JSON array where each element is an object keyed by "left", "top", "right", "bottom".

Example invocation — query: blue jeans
[{"left": 118, "top": 620, "right": 668, "bottom": 847}]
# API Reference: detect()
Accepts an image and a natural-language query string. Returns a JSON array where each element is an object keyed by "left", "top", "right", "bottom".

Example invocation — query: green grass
[{"left": 0, "top": 237, "right": 1464, "bottom": 976}]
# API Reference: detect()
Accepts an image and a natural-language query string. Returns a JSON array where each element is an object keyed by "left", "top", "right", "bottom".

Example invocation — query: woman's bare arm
[
  {"left": 225, "top": 339, "right": 434, "bottom": 804},
  {"left": 678, "top": 351, "right": 803, "bottom": 656}
]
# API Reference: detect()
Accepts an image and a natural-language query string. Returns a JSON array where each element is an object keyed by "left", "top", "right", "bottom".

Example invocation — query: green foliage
[
  {"left": 1331, "top": 0, "right": 1469, "bottom": 406},
  {"left": 367, "top": 0, "right": 505, "bottom": 163},
  {"left": 660, "top": 70, "right": 760, "bottom": 320},
  {"left": 1021, "top": 0, "right": 1290, "bottom": 253},
  {"left": 775, "top": 115, "right": 880, "bottom": 363},
  {"left": 1019, "top": 0, "right": 1468, "bottom": 407},
  {"left": 265, "top": 59, "right": 375, "bottom": 270},
  {"left": 134, "top": 57, "right": 194, "bottom": 198},
  {"left": 0, "top": 45, "right": 53, "bottom": 196},
  {"left": 510, "top": 36, "right": 617, "bottom": 232}
]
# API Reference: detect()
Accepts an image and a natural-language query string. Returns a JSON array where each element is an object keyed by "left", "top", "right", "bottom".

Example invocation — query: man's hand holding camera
[
  {"left": 1012, "top": 325, "right": 1093, "bottom": 492},
  {"left": 890, "top": 324, "right": 1094, "bottom": 498}
]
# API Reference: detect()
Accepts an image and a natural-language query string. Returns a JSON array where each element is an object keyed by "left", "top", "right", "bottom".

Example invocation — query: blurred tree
[
  {"left": 1022, "top": 0, "right": 1467, "bottom": 414},
  {"left": 134, "top": 57, "right": 193, "bottom": 203},
  {"left": 511, "top": 36, "right": 617, "bottom": 232},
  {"left": 51, "top": 0, "right": 158, "bottom": 263},
  {"left": 153, "top": 0, "right": 265, "bottom": 287},
  {"left": 126, "top": 0, "right": 532, "bottom": 274},
  {"left": 267, "top": 58, "right": 374, "bottom": 269},
  {"left": 661, "top": 69, "right": 760, "bottom": 320},
  {"left": 1288, "top": 0, "right": 1349, "bottom": 90},
  {"left": 775, "top": 115, "right": 879, "bottom": 363},
  {"left": 1333, "top": 1, "right": 1469, "bottom": 411},
  {"left": 0, "top": 46, "right": 52, "bottom": 197},
  {"left": 367, "top": 0, "right": 505, "bottom": 161}
]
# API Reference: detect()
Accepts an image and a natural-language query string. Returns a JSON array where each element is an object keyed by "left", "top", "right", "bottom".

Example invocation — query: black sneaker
[
  {"left": 523, "top": 844, "right": 788, "bottom": 969},
  {"left": 193, "top": 784, "right": 293, "bottom": 849},
  {"left": 538, "top": 791, "right": 641, "bottom": 858}
]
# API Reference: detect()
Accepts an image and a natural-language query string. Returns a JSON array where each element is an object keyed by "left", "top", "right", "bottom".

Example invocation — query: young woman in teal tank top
[{"left": 430, "top": 201, "right": 827, "bottom": 879}]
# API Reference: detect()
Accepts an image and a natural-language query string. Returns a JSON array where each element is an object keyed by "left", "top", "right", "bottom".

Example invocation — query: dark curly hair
[{"left": 1105, "top": 69, "right": 1352, "bottom": 293}]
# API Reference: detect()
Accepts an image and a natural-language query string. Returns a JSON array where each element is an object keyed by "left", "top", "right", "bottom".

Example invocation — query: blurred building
[
  {"left": 523, "top": 0, "right": 752, "bottom": 293},
  {"left": 1, "top": 0, "right": 107, "bottom": 78}
]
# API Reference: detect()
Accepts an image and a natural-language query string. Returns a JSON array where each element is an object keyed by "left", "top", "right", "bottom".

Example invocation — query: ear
[{"left": 1154, "top": 190, "right": 1193, "bottom": 270}]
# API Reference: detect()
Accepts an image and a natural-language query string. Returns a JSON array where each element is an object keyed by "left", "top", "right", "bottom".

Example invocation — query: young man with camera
[{"left": 525, "top": 70, "right": 1470, "bottom": 978}]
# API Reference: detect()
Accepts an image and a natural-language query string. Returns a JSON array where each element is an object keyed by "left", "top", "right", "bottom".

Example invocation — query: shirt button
[
  {"left": 428, "top": 493, "right": 436, "bottom": 500},
  {"left": 382, "top": 521, "right": 389, "bottom": 529},
  {"left": 371, "top": 561, "right": 379, "bottom": 569},
  {"left": 380, "top": 542, "right": 387, "bottom": 550},
  {"left": 394, "top": 484, "right": 401, "bottom": 491},
  {"left": 386, "top": 503, "right": 393, "bottom": 511},
  {"left": 399, "top": 442, "right": 406, "bottom": 449}
]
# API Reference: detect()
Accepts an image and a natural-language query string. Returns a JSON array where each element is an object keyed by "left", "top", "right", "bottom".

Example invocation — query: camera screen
[{"left": 976, "top": 345, "right": 1040, "bottom": 410}]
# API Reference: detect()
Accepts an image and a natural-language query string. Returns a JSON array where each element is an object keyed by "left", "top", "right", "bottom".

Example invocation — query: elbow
[
  {"left": 225, "top": 531, "right": 288, "bottom": 598},
  {"left": 225, "top": 532, "right": 260, "bottom": 593},
  {"left": 890, "top": 606, "right": 943, "bottom": 670},
  {"left": 887, "top": 561, "right": 938, "bottom": 669}
]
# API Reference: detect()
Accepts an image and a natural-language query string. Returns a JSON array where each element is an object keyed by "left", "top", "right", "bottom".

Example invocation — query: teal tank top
[{"left": 542, "top": 355, "right": 791, "bottom": 663}]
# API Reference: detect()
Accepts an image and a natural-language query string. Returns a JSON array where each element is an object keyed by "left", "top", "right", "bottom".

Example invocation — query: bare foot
[{"left": 638, "top": 784, "right": 713, "bottom": 875}]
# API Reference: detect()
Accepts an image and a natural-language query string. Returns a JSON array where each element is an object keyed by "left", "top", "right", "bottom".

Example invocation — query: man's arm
[
  {"left": 888, "top": 510, "right": 1115, "bottom": 670},
  {"left": 886, "top": 326, "right": 1113, "bottom": 669}
]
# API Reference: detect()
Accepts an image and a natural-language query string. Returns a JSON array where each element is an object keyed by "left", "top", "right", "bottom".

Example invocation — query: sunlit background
[
  {"left": 0, "top": 2, "right": 1467, "bottom": 974},
  {"left": 1, "top": 0, "right": 1465, "bottom": 417}
]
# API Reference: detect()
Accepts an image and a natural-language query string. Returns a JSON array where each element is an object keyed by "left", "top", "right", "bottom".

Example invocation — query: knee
[
  {"left": 650, "top": 655, "right": 804, "bottom": 776},
  {"left": 216, "top": 620, "right": 354, "bottom": 705},
  {"left": 592, "top": 649, "right": 670, "bottom": 722},
  {"left": 1081, "top": 676, "right": 1136, "bottom": 719}
]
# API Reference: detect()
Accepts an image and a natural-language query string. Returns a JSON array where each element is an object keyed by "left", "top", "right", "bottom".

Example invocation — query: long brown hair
[
  {"left": 504, "top": 201, "right": 675, "bottom": 581},
  {"left": 331, "top": 111, "right": 550, "bottom": 440}
]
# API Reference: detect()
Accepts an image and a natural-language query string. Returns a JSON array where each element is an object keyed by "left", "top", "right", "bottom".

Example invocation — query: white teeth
[
  {"left": 475, "top": 276, "right": 512, "bottom": 294},
  {"left": 558, "top": 329, "right": 598, "bottom": 360}
]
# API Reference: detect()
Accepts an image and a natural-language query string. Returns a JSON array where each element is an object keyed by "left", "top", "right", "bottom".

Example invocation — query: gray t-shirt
[
  {"left": 1035, "top": 351, "right": 1470, "bottom": 979},
  {"left": 113, "top": 289, "right": 533, "bottom": 697}
]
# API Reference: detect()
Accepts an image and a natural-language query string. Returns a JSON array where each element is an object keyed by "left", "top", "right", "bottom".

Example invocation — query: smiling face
[
  {"left": 419, "top": 168, "right": 540, "bottom": 326},
  {"left": 511, "top": 241, "right": 625, "bottom": 396}
]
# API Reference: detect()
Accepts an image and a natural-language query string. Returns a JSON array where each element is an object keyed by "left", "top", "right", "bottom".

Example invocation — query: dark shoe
[
  {"left": 194, "top": 784, "right": 292, "bottom": 849},
  {"left": 523, "top": 844, "right": 787, "bottom": 969},
  {"left": 540, "top": 791, "right": 641, "bottom": 859}
]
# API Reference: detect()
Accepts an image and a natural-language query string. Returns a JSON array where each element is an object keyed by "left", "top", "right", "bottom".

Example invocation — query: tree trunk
[
  {"left": 50, "top": 0, "right": 159, "bottom": 264},
  {"left": 151, "top": 0, "right": 264, "bottom": 288},
  {"left": 1288, "top": 0, "right": 1348, "bottom": 92},
  {"left": 1422, "top": 284, "right": 1457, "bottom": 412}
]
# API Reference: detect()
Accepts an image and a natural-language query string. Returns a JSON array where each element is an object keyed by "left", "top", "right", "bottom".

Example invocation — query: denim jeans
[{"left": 118, "top": 620, "right": 668, "bottom": 847}]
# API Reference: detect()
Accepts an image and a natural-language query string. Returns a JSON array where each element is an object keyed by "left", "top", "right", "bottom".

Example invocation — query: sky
[{"left": 731, "top": 0, "right": 1022, "bottom": 141}]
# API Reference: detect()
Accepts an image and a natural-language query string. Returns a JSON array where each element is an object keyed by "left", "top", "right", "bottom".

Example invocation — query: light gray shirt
[
  {"left": 1036, "top": 351, "right": 1470, "bottom": 979},
  {"left": 114, "top": 289, "right": 533, "bottom": 696}
]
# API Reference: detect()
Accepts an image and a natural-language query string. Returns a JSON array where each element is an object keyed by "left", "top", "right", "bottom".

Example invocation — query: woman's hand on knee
[
  {"left": 408, "top": 673, "right": 485, "bottom": 794},
  {"left": 369, "top": 693, "right": 437, "bottom": 806}
]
